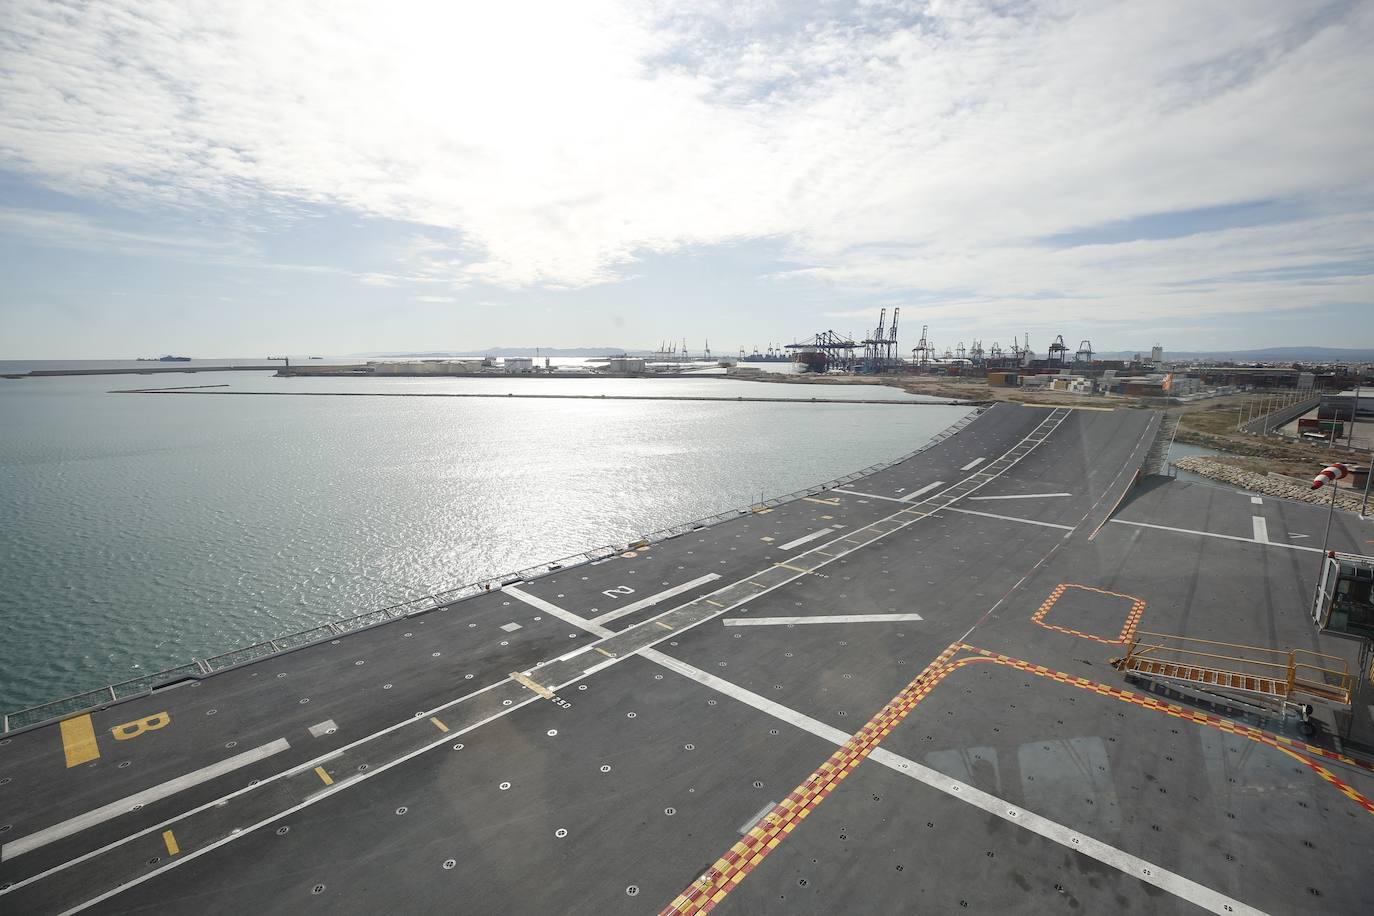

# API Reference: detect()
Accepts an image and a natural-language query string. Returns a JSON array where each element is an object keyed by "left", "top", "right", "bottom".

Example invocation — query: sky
[{"left": 1, "top": 0, "right": 1372, "bottom": 358}]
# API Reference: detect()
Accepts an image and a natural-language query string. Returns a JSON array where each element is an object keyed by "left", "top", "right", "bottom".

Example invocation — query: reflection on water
[{"left": 0, "top": 372, "right": 968, "bottom": 711}]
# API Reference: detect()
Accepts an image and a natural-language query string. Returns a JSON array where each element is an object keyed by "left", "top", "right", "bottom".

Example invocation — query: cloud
[
  {"left": 415, "top": 295, "right": 456, "bottom": 303},
  {"left": 1, "top": 0, "right": 1371, "bottom": 327}
]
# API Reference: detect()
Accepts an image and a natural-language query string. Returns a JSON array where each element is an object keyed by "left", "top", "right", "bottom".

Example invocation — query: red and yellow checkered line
[
  {"left": 1031, "top": 583, "right": 1146, "bottom": 645},
  {"left": 660, "top": 643, "right": 963, "bottom": 915},
  {"left": 661, "top": 642, "right": 1374, "bottom": 915}
]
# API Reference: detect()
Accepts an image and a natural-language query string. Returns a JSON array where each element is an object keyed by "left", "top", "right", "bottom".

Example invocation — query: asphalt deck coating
[{"left": 2, "top": 402, "right": 1373, "bottom": 914}]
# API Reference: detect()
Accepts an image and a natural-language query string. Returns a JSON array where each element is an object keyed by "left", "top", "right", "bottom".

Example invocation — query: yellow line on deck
[
  {"left": 314, "top": 766, "right": 334, "bottom": 786},
  {"left": 430, "top": 716, "right": 449, "bottom": 732},
  {"left": 595, "top": 647, "right": 616, "bottom": 658},
  {"left": 776, "top": 563, "right": 811, "bottom": 574},
  {"left": 59, "top": 714, "right": 100, "bottom": 768},
  {"left": 509, "top": 671, "right": 555, "bottom": 699},
  {"left": 802, "top": 497, "right": 840, "bottom": 505},
  {"left": 748, "top": 581, "right": 768, "bottom": 588},
  {"left": 706, "top": 599, "right": 725, "bottom": 608},
  {"left": 656, "top": 621, "right": 674, "bottom": 630},
  {"left": 162, "top": 829, "right": 180, "bottom": 855}
]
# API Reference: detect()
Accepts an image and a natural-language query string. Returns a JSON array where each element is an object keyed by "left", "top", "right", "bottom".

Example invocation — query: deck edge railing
[{"left": 3, "top": 403, "right": 985, "bottom": 733}]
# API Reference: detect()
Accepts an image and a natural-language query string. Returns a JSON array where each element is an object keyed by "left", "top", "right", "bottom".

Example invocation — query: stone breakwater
[{"left": 1174, "top": 456, "right": 1366, "bottom": 512}]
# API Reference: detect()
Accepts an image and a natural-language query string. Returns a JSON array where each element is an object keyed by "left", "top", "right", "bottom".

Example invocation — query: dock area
[{"left": 2, "top": 403, "right": 1372, "bottom": 914}]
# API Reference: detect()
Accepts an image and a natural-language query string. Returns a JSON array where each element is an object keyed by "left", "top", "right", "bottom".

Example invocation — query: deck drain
[
  {"left": 299, "top": 698, "right": 309, "bottom": 704},
  {"left": 443, "top": 859, "right": 456, "bottom": 870},
  {"left": 547, "top": 729, "right": 558, "bottom": 737},
  {"left": 277, "top": 826, "right": 290, "bottom": 835},
  {"left": 600, "top": 765, "right": 612, "bottom": 773},
  {"left": 465, "top": 674, "right": 473, "bottom": 679},
  {"left": 502, "top": 699, "right": 512, "bottom": 706},
  {"left": 654, "top": 675, "right": 663, "bottom": 680},
  {"left": 578, "top": 685, "right": 587, "bottom": 690},
  {"left": 499, "top": 782, "right": 511, "bottom": 791},
  {"left": 147, "top": 856, "right": 160, "bottom": 865},
  {"left": 665, "top": 807, "right": 676, "bottom": 816},
  {"left": 432, "top": 652, "right": 441, "bottom": 657},
  {"left": 312, "top": 884, "right": 325, "bottom": 895},
  {"left": 225, "top": 741, "right": 237, "bottom": 749},
  {"left": 452, "top": 743, "right": 465, "bottom": 751},
  {"left": 118, "top": 761, "right": 131, "bottom": 769},
  {"left": 707, "top": 700, "right": 717, "bottom": 706},
  {"left": 354, "top": 661, "right": 364, "bottom": 666},
  {"left": 626, "top": 712, "right": 636, "bottom": 719},
  {"left": 684, "top": 744, "right": 696, "bottom": 751},
  {"left": 626, "top": 886, "right": 639, "bottom": 897},
  {"left": 383, "top": 684, "right": 393, "bottom": 690},
  {"left": 277, "top": 673, "right": 287, "bottom": 678},
  {"left": 396, "top": 807, "right": 408, "bottom": 815},
  {"left": 555, "top": 828, "right": 568, "bottom": 838},
  {"left": 753, "top": 781, "right": 764, "bottom": 788},
  {"left": 357, "top": 764, "right": 368, "bottom": 772},
  {"left": 206, "top": 709, "right": 217, "bottom": 716},
  {"left": 768, "top": 729, "right": 779, "bottom": 736}
]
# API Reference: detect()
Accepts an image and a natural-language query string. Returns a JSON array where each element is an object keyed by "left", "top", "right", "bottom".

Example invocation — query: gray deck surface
[{"left": 2, "top": 402, "right": 1372, "bottom": 914}]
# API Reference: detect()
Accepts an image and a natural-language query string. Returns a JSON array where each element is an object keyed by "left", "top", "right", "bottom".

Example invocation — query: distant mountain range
[
  {"left": 350, "top": 345, "right": 1373, "bottom": 363},
  {"left": 352, "top": 347, "right": 650, "bottom": 358},
  {"left": 1096, "top": 346, "right": 1374, "bottom": 362}
]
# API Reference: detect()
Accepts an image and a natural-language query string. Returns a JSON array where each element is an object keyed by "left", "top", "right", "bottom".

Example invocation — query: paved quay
[{"left": 2, "top": 402, "right": 1372, "bottom": 914}]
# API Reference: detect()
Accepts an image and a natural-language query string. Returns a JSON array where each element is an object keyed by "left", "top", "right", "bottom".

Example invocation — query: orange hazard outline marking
[
  {"left": 1032, "top": 583, "right": 1145, "bottom": 645},
  {"left": 660, "top": 642, "right": 1374, "bottom": 916}
]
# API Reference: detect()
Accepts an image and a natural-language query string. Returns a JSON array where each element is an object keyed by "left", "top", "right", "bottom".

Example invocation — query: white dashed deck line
[
  {"left": 967, "top": 492, "right": 1072, "bottom": 501},
  {"left": 722, "top": 614, "right": 923, "bottom": 627},
  {"left": 775, "top": 527, "right": 840, "bottom": 551},
  {"left": 898, "top": 481, "right": 944, "bottom": 502},
  {"left": 505, "top": 587, "right": 612, "bottom": 637},
  {"left": 307, "top": 720, "right": 337, "bottom": 738},
  {"left": 941, "top": 507, "right": 1076, "bottom": 532},
  {"left": 500, "top": 622, "right": 523, "bottom": 632},
  {"left": 1109, "top": 518, "right": 1321, "bottom": 552},
  {"left": 1251, "top": 517, "right": 1269, "bottom": 543},
  {"left": 2, "top": 739, "right": 292, "bottom": 861},
  {"left": 960, "top": 457, "right": 986, "bottom": 471},
  {"left": 590, "top": 574, "right": 722, "bottom": 625}
]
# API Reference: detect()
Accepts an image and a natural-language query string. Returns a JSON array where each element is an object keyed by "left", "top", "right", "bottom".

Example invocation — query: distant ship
[{"left": 136, "top": 355, "right": 192, "bottom": 362}]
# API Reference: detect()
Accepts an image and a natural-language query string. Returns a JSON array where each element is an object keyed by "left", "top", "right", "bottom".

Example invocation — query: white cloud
[
  {"left": 1, "top": 0, "right": 1371, "bottom": 326},
  {"left": 415, "top": 295, "right": 456, "bottom": 303}
]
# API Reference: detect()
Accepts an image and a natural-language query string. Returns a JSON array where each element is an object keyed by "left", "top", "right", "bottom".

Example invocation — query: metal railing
[
  {"left": 3, "top": 405, "right": 985, "bottom": 734},
  {"left": 1115, "top": 630, "right": 1352, "bottom": 706}
]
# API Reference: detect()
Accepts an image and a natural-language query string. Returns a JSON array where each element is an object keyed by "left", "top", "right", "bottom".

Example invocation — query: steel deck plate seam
[{"left": 663, "top": 640, "right": 1374, "bottom": 914}]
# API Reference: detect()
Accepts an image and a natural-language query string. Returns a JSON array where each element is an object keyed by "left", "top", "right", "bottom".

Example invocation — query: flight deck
[{"left": 2, "top": 402, "right": 1372, "bottom": 914}]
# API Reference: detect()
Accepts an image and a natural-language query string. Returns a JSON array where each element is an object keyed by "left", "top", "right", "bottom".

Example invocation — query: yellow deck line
[
  {"left": 162, "top": 829, "right": 179, "bottom": 855},
  {"left": 748, "top": 581, "right": 768, "bottom": 588},
  {"left": 430, "top": 716, "right": 449, "bottom": 732},
  {"left": 594, "top": 646, "right": 616, "bottom": 657},
  {"left": 656, "top": 621, "right": 674, "bottom": 630},
  {"left": 314, "top": 766, "right": 334, "bottom": 786},
  {"left": 706, "top": 599, "right": 725, "bottom": 608},
  {"left": 509, "top": 671, "right": 555, "bottom": 699},
  {"left": 802, "top": 497, "right": 840, "bottom": 505},
  {"left": 59, "top": 714, "right": 100, "bottom": 768},
  {"left": 776, "top": 562, "right": 811, "bottom": 574}
]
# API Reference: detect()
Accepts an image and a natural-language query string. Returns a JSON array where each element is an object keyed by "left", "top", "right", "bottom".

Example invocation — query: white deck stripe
[
  {"left": 1, "top": 739, "right": 292, "bottom": 861},
  {"left": 505, "top": 586, "right": 613, "bottom": 636},
  {"left": 833, "top": 488, "right": 904, "bottom": 502},
  {"left": 1252, "top": 516, "right": 1269, "bottom": 543},
  {"left": 722, "top": 614, "right": 923, "bottom": 626},
  {"left": 645, "top": 651, "right": 1262, "bottom": 916},
  {"left": 942, "top": 506, "right": 1076, "bottom": 532},
  {"left": 960, "top": 457, "right": 986, "bottom": 471},
  {"left": 867, "top": 750, "right": 1265, "bottom": 916},
  {"left": 589, "top": 574, "right": 722, "bottom": 625},
  {"left": 775, "top": 527, "right": 839, "bottom": 551},
  {"left": 1109, "top": 518, "right": 1321, "bottom": 552},
  {"left": 967, "top": 492, "right": 1072, "bottom": 501},
  {"left": 899, "top": 481, "right": 945, "bottom": 501}
]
